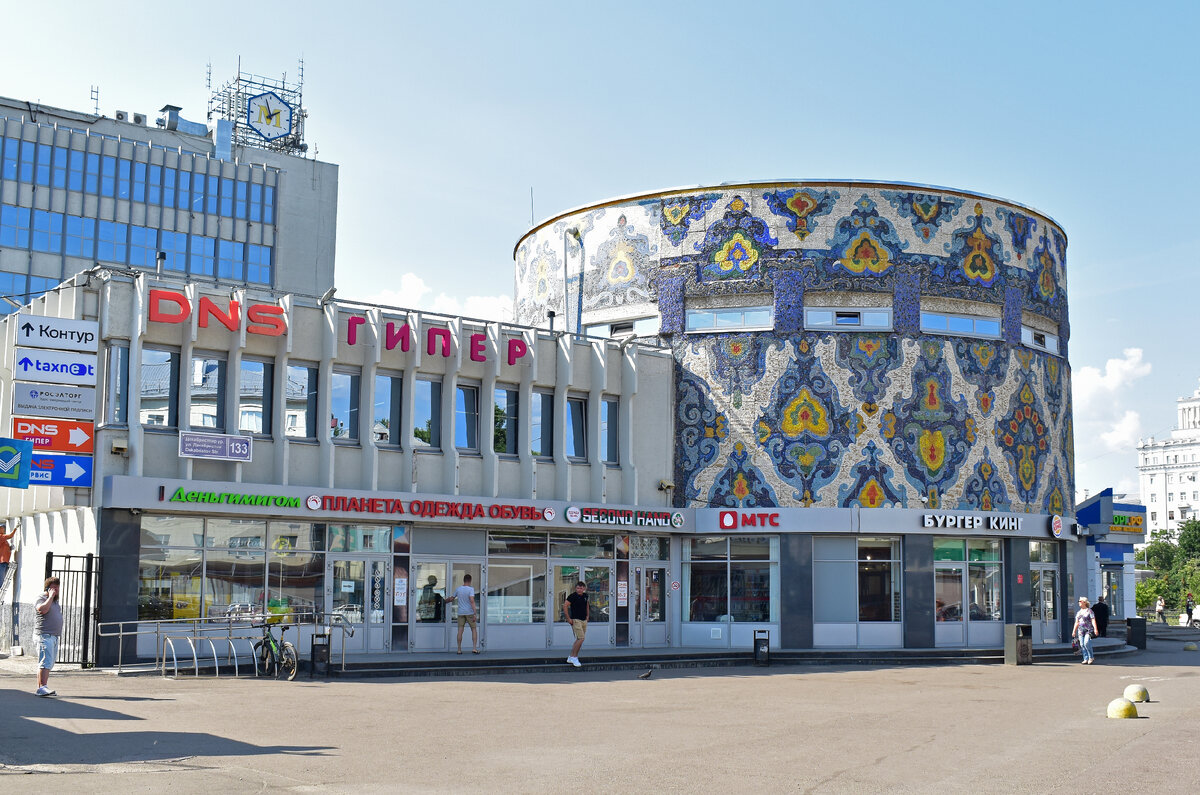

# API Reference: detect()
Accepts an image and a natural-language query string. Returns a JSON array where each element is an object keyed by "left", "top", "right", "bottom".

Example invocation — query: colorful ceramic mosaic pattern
[{"left": 513, "top": 182, "right": 1072, "bottom": 514}]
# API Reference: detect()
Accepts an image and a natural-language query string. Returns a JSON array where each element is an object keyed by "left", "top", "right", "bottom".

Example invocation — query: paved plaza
[{"left": 2, "top": 636, "right": 1198, "bottom": 793}]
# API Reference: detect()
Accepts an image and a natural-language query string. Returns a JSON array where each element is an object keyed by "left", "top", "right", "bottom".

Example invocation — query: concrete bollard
[
  {"left": 1123, "top": 684, "right": 1149, "bottom": 703},
  {"left": 1107, "top": 698, "right": 1138, "bottom": 719}
]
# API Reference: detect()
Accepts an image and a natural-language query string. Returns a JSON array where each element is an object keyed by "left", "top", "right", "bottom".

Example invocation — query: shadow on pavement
[{"left": 0, "top": 687, "right": 333, "bottom": 767}]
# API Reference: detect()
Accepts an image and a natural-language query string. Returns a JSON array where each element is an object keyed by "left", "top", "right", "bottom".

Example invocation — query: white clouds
[
  {"left": 348, "top": 273, "right": 514, "bottom": 323},
  {"left": 1072, "top": 348, "right": 1151, "bottom": 412},
  {"left": 1100, "top": 409, "right": 1142, "bottom": 450}
]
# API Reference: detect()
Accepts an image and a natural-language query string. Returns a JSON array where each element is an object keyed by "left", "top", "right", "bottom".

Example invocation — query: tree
[
  {"left": 1136, "top": 577, "right": 1170, "bottom": 610},
  {"left": 1178, "top": 519, "right": 1200, "bottom": 561},
  {"left": 493, "top": 402, "right": 508, "bottom": 453},
  {"left": 1138, "top": 537, "right": 1179, "bottom": 574}
]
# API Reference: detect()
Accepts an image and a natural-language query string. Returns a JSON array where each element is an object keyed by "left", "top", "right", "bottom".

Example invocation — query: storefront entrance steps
[{"left": 316, "top": 638, "right": 1136, "bottom": 679}]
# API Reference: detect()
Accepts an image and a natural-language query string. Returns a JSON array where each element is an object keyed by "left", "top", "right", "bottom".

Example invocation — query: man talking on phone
[{"left": 34, "top": 577, "right": 62, "bottom": 697}]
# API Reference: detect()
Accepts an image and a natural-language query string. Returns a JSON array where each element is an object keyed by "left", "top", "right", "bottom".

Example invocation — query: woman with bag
[
  {"left": 1156, "top": 595, "right": 1168, "bottom": 624},
  {"left": 1072, "top": 597, "right": 1098, "bottom": 665}
]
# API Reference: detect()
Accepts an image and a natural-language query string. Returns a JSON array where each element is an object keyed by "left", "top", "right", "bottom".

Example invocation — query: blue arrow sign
[{"left": 27, "top": 453, "right": 93, "bottom": 487}]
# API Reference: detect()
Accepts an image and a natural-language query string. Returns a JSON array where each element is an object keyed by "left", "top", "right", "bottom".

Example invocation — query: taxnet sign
[{"left": 718, "top": 510, "right": 780, "bottom": 530}]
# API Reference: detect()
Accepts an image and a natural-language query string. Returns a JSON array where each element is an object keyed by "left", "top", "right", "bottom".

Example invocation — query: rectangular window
[
  {"left": 246, "top": 244, "right": 272, "bottom": 284},
  {"left": 813, "top": 537, "right": 902, "bottom": 623},
  {"left": 805, "top": 307, "right": 892, "bottom": 331},
  {"left": 20, "top": 140, "right": 35, "bottom": 182},
  {"left": 206, "top": 175, "right": 219, "bottom": 214},
  {"left": 97, "top": 220, "right": 128, "bottom": 264},
  {"left": 159, "top": 230, "right": 187, "bottom": 272},
  {"left": 107, "top": 344, "right": 130, "bottom": 424},
  {"left": 220, "top": 177, "right": 234, "bottom": 217},
  {"left": 189, "top": 355, "right": 226, "bottom": 431},
  {"left": 162, "top": 166, "right": 176, "bottom": 208},
  {"left": 249, "top": 183, "right": 262, "bottom": 222},
  {"left": 64, "top": 214, "right": 95, "bottom": 258},
  {"left": 128, "top": 226, "right": 156, "bottom": 268},
  {"left": 140, "top": 348, "right": 180, "bottom": 428},
  {"left": 177, "top": 169, "right": 191, "bottom": 210},
  {"left": 100, "top": 155, "right": 116, "bottom": 196},
  {"left": 1, "top": 137, "right": 18, "bottom": 181},
  {"left": 285, "top": 364, "right": 319, "bottom": 438},
  {"left": 682, "top": 536, "right": 779, "bottom": 623},
  {"left": 217, "top": 240, "right": 244, "bottom": 280},
  {"left": 0, "top": 205, "right": 31, "bottom": 248},
  {"left": 68, "top": 150, "right": 84, "bottom": 191},
  {"left": 686, "top": 305, "right": 773, "bottom": 332},
  {"left": 530, "top": 391, "right": 553, "bottom": 457},
  {"left": 1021, "top": 325, "right": 1060, "bottom": 355},
  {"left": 31, "top": 210, "right": 63, "bottom": 253},
  {"left": 264, "top": 185, "right": 275, "bottom": 224},
  {"left": 239, "top": 359, "right": 273, "bottom": 435},
  {"left": 117, "top": 158, "right": 131, "bottom": 199},
  {"left": 566, "top": 396, "right": 586, "bottom": 459},
  {"left": 373, "top": 374, "right": 402, "bottom": 446},
  {"left": 921, "top": 311, "right": 1002, "bottom": 338},
  {"left": 235, "top": 180, "right": 247, "bottom": 219},
  {"left": 413, "top": 378, "right": 441, "bottom": 449},
  {"left": 36, "top": 143, "right": 52, "bottom": 186},
  {"left": 485, "top": 560, "right": 547, "bottom": 624},
  {"left": 493, "top": 386, "right": 519, "bottom": 454},
  {"left": 52, "top": 145, "right": 68, "bottom": 188},
  {"left": 132, "top": 162, "right": 146, "bottom": 202},
  {"left": 600, "top": 397, "right": 619, "bottom": 464},
  {"left": 148, "top": 164, "right": 162, "bottom": 205},
  {"left": 330, "top": 371, "right": 361, "bottom": 441},
  {"left": 188, "top": 235, "right": 216, "bottom": 276},
  {"left": 455, "top": 385, "right": 479, "bottom": 451},
  {"left": 85, "top": 153, "right": 99, "bottom": 194}
]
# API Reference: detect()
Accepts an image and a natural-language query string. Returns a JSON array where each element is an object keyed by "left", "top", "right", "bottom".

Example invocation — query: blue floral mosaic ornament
[
  {"left": 755, "top": 339, "right": 856, "bottom": 506},
  {"left": 882, "top": 191, "right": 964, "bottom": 243},
  {"left": 837, "top": 440, "right": 908, "bottom": 508},
  {"left": 763, "top": 188, "right": 839, "bottom": 242},
  {"left": 943, "top": 203, "right": 1005, "bottom": 288},
  {"left": 694, "top": 196, "right": 778, "bottom": 282},
  {"left": 1029, "top": 230, "right": 1060, "bottom": 307},
  {"left": 675, "top": 371, "right": 729, "bottom": 505},
  {"left": 707, "top": 442, "right": 779, "bottom": 507},
  {"left": 959, "top": 450, "right": 1011, "bottom": 512},
  {"left": 584, "top": 214, "right": 654, "bottom": 312},
  {"left": 822, "top": 194, "right": 909, "bottom": 279},
  {"left": 833, "top": 334, "right": 902, "bottom": 408},
  {"left": 706, "top": 334, "right": 778, "bottom": 410},
  {"left": 995, "top": 206, "right": 1037, "bottom": 260},
  {"left": 953, "top": 339, "right": 1010, "bottom": 417},
  {"left": 994, "top": 360, "right": 1051, "bottom": 506},
  {"left": 646, "top": 194, "right": 719, "bottom": 247}
]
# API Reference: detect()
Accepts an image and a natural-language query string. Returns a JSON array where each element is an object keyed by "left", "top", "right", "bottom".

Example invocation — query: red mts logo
[
  {"left": 718, "top": 510, "right": 780, "bottom": 529},
  {"left": 148, "top": 289, "right": 287, "bottom": 336}
]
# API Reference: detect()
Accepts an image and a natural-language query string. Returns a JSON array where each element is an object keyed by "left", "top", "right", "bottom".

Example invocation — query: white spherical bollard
[
  {"left": 1107, "top": 698, "right": 1138, "bottom": 719},
  {"left": 1123, "top": 684, "right": 1149, "bottom": 703}
]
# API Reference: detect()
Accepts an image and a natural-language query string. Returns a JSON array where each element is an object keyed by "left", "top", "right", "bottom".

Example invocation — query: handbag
[{"left": 1071, "top": 637, "right": 1080, "bottom": 654}]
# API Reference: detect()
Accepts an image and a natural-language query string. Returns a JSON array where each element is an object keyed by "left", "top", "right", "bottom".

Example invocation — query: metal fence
[{"left": 45, "top": 552, "right": 101, "bottom": 667}]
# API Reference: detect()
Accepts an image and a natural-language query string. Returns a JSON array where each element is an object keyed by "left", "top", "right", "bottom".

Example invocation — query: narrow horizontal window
[
  {"left": 806, "top": 307, "right": 891, "bottom": 331},
  {"left": 921, "top": 311, "right": 1001, "bottom": 340},
  {"left": 686, "top": 306, "right": 773, "bottom": 332}
]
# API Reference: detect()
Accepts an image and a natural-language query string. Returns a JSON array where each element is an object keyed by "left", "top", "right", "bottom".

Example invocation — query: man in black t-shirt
[
  {"left": 564, "top": 581, "right": 589, "bottom": 668},
  {"left": 1092, "top": 595, "right": 1110, "bottom": 637}
]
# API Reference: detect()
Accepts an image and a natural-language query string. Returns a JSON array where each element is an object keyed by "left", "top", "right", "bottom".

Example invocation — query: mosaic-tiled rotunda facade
[{"left": 514, "top": 180, "right": 1073, "bottom": 518}]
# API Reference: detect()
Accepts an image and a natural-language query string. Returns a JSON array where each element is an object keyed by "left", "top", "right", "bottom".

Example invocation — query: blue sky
[{"left": 2, "top": 1, "right": 1197, "bottom": 501}]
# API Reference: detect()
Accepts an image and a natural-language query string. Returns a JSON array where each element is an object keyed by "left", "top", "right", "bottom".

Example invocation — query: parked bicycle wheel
[
  {"left": 253, "top": 640, "right": 275, "bottom": 677},
  {"left": 280, "top": 642, "right": 298, "bottom": 681}
]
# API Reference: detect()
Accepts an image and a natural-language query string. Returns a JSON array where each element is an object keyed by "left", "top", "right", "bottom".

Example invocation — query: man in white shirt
[{"left": 454, "top": 574, "right": 480, "bottom": 654}]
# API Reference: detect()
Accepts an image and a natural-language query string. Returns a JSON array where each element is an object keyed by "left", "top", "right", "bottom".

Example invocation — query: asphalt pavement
[{"left": 2, "top": 635, "right": 1199, "bottom": 793}]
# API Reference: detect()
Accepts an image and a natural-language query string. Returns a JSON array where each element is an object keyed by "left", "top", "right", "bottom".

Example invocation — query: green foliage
[
  {"left": 1138, "top": 538, "right": 1179, "bottom": 574},
  {"left": 1136, "top": 577, "right": 1169, "bottom": 609},
  {"left": 1137, "top": 520, "right": 1200, "bottom": 611},
  {"left": 1179, "top": 520, "right": 1200, "bottom": 561}
]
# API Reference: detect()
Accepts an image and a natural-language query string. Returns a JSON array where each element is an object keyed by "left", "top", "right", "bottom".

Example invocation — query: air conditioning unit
[
  {"left": 115, "top": 110, "right": 128, "bottom": 122},
  {"left": 132, "top": 112, "right": 147, "bottom": 125}
]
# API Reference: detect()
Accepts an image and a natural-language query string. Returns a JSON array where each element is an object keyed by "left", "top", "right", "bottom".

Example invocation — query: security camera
[{"left": 658, "top": 480, "right": 675, "bottom": 492}]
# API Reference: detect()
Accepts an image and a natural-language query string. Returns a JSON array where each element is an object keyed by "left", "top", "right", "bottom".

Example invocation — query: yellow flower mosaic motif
[
  {"left": 781, "top": 389, "right": 830, "bottom": 438},
  {"left": 841, "top": 231, "right": 892, "bottom": 274},
  {"left": 858, "top": 477, "right": 887, "bottom": 508},
  {"left": 919, "top": 429, "right": 946, "bottom": 472},
  {"left": 732, "top": 474, "right": 751, "bottom": 502},
  {"left": 663, "top": 201, "right": 688, "bottom": 226},
  {"left": 714, "top": 232, "right": 759, "bottom": 273}
]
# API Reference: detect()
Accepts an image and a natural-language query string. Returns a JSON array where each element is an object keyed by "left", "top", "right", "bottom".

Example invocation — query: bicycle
[{"left": 252, "top": 620, "right": 298, "bottom": 681}]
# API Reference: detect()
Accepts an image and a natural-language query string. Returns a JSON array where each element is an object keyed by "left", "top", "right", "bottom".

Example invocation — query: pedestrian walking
[
  {"left": 34, "top": 576, "right": 63, "bottom": 696},
  {"left": 454, "top": 574, "right": 480, "bottom": 654},
  {"left": 1072, "top": 597, "right": 1097, "bottom": 665},
  {"left": 563, "top": 580, "right": 589, "bottom": 668},
  {"left": 1187, "top": 593, "right": 1196, "bottom": 625},
  {"left": 1156, "top": 595, "right": 1168, "bottom": 624},
  {"left": 1092, "top": 595, "right": 1110, "bottom": 637}
]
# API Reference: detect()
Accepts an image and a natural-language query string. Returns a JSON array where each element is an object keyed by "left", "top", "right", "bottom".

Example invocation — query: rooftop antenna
[
  {"left": 90, "top": 85, "right": 99, "bottom": 116},
  {"left": 205, "top": 61, "right": 212, "bottom": 119}
]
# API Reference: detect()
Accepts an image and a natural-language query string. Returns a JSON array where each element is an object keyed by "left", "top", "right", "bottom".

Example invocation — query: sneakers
[
  {"left": 566, "top": 656, "right": 581, "bottom": 668},
  {"left": 35, "top": 686, "right": 56, "bottom": 697}
]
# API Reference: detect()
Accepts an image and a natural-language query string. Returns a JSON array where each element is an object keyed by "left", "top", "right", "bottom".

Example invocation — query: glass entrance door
[
  {"left": 553, "top": 564, "right": 612, "bottom": 649},
  {"left": 411, "top": 559, "right": 484, "bottom": 651},
  {"left": 1030, "top": 567, "right": 1058, "bottom": 643},
  {"left": 327, "top": 557, "right": 390, "bottom": 654},
  {"left": 935, "top": 564, "right": 965, "bottom": 647},
  {"left": 637, "top": 566, "right": 668, "bottom": 647}
]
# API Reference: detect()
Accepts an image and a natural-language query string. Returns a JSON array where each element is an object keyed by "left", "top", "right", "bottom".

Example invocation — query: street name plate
[{"left": 179, "top": 431, "right": 253, "bottom": 462}]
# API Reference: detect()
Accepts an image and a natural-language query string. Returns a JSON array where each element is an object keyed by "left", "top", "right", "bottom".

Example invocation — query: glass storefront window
[
  {"left": 1029, "top": 541, "right": 1058, "bottom": 563},
  {"left": 206, "top": 518, "right": 266, "bottom": 550},
  {"left": 933, "top": 538, "right": 966, "bottom": 561},
  {"left": 687, "top": 537, "right": 727, "bottom": 561},
  {"left": 487, "top": 559, "right": 547, "bottom": 623},
  {"left": 268, "top": 550, "right": 323, "bottom": 621},
  {"left": 630, "top": 536, "right": 669, "bottom": 560},
  {"left": 968, "top": 562, "right": 1002, "bottom": 621},
  {"left": 488, "top": 531, "right": 547, "bottom": 556},
  {"left": 686, "top": 563, "right": 728, "bottom": 621},
  {"left": 137, "top": 548, "right": 202, "bottom": 620},
  {"left": 269, "top": 522, "right": 324, "bottom": 553},
  {"left": 730, "top": 563, "right": 772, "bottom": 622},
  {"left": 730, "top": 536, "right": 772, "bottom": 560},
  {"left": 935, "top": 569, "right": 962, "bottom": 622},
  {"left": 814, "top": 537, "right": 901, "bottom": 623},
  {"left": 205, "top": 548, "right": 266, "bottom": 618},
  {"left": 140, "top": 515, "right": 203, "bottom": 548},
  {"left": 328, "top": 525, "right": 392, "bottom": 553},
  {"left": 549, "top": 534, "right": 614, "bottom": 559},
  {"left": 968, "top": 539, "right": 1001, "bottom": 561},
  {"left": 684, "top": 536, "right": 778, "bottom": 622}
]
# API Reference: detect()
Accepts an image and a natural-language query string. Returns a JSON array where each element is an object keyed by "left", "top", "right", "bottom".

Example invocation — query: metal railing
[{"left": 97, "top": 610, "right": 322, "bottom": 677}]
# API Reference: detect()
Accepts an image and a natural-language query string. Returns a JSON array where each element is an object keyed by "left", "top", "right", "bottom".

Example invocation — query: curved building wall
[{"left": 515, "top": 181, "right": 1074, "bottom": 516}]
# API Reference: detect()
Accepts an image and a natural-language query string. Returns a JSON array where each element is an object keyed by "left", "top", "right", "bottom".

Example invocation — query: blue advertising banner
[
  {"left": 0, "top": 437, "right": 34, "bottom": 489},
  {"left": 27, "top": 453, "right": 93, "bottom": 488}
]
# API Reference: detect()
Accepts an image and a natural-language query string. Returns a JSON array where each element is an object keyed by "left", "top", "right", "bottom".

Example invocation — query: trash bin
[
  {"left": 310, "top": 632, "right": 331, "bottom": 678},
  {"left": 1004, "top": 623, "right": 1032, "bottom": 665},
  {"left": 1126, "top": 617, "right": 1146, "bottom": 650},
  {"left": 753, "top": 629, "right": 770, "bottom": 666}
]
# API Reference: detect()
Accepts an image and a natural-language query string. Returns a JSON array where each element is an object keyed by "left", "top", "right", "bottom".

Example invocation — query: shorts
[
  {"left": 37, "top": 634, "right": 59, "bottom": 671},
  {"left": 457, "top": 614, "right": 477, "bottom": 629},
  {"left": 571, "top": 619, "right": 588, "bottom": 640}
]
